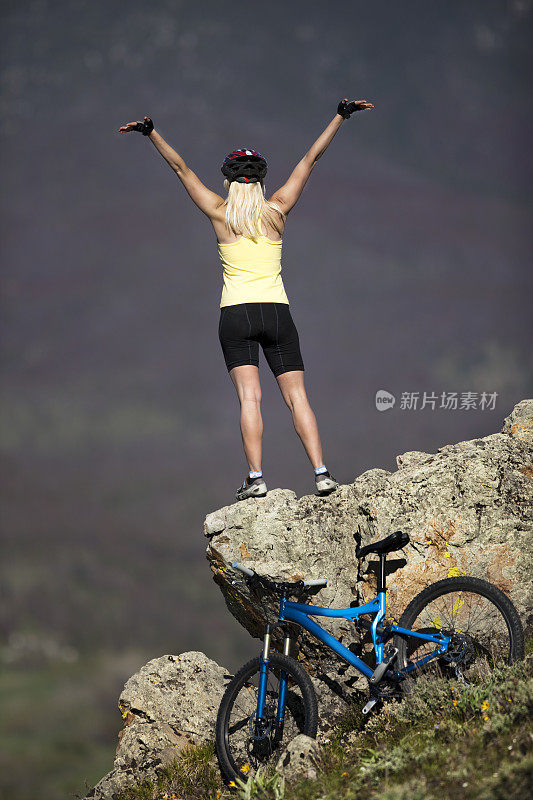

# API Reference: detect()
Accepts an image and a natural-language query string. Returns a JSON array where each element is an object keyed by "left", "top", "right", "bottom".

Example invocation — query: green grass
[
  {"left": 118, "top": 655, "right": 533, "bottom": 800},
  {"left": 115, "top": 743, "right": 224, "bottom": 800},
  {"left": 281, "top": 656, "right": 533, "bottom": 800}
]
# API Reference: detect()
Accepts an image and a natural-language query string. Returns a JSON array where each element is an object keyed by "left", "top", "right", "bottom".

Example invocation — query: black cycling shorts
[{"left": 218, "top": 302, "right": 305, "bottom": 377}]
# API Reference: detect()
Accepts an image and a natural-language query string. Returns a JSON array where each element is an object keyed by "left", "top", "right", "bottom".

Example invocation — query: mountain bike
[{"left": 215, "top": 530, "right": 524, "bottom": 782}]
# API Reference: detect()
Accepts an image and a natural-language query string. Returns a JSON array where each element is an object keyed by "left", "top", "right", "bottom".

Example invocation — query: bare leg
[
  {"left": 229, "top": 365, "right": 263, "bottom": 471},
  {"left": 275, "top": 370, "right": 324, "bottom": 468}
]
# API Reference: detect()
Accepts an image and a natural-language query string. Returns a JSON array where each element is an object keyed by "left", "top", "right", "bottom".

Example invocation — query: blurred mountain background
[{"left": 0, "top": 1, "right": 532, "bottom": 797}]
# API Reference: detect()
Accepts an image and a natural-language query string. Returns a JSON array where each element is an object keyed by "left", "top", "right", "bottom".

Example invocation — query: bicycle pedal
[
  {"left": 369, "top": 647, "right": 398, "bottom": 685},
  {"left": 362, "top": 698, "right": 377, "bottom": 715}
]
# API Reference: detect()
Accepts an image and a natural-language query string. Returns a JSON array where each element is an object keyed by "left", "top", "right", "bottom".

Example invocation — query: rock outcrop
[
  {"left": 86, "top": 400, "right": 532, "bottom": 798},
  {"left": 276, "top": 734, "right": 321, "bottom": 781},
  {"left": 205, "top": 399, "right": 532, "bottom": 696},
  {"left": 85, "top": 653, "right": 229, "bottom": 799}
]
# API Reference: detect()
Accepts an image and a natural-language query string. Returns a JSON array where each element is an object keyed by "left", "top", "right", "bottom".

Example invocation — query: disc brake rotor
[
  {"left": 441, "top": 631, "right": 469, "bottom": 663},
  {"left": 248, "top": 709, "right": 273, "bottom": 741}
]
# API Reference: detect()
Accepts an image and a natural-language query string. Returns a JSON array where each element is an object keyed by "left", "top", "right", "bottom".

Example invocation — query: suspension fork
[
  {"left": 275, "top": 634, "right": 292, "bottom": 727},
  {"left": 256, "top": 624, "right": 272, "bottom": 720},
  {"left": 256, "top": 625, "right": 293, "bottom": 727}
]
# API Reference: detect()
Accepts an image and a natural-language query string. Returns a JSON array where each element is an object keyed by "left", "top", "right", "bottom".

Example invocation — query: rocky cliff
[
  {"left": 86, "top": 399, "right": 532, "bottom": 798},
  {"left": 205, "top": 399, "right": 532, "bottom": 666}
]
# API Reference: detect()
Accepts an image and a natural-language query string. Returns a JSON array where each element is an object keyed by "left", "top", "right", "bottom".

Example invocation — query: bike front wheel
[
  {"left": 215, "top": 652, "right": 318, "bottom": 783},
  {"left": 394, "top": 576, "right": 524, "bottom": 681}
]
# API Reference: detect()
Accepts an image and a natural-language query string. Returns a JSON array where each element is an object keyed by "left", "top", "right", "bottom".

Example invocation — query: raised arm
[
  {"left": 118, "top": 116, "right": 224, "bottom": 218},
  {"left": 269, "top": 98, "right": 374, "bottom": 216}
]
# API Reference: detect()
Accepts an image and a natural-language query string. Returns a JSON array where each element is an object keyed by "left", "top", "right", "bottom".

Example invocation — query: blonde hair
[{"left": 222, "top": 179, "right": 286, "bottom": 243}]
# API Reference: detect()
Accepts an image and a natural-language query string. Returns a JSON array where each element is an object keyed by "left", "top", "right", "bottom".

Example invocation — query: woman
[{"left": 118, "top": 97, "right": 374, "bottom": 501}]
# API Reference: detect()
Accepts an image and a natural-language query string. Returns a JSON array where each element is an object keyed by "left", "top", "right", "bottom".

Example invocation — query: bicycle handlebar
[
  {"left": 233, "top": 562, "right": 255, "bottom": 578},
  {"left": 232, "top": 562, "right": 327, "bottom": 590}
]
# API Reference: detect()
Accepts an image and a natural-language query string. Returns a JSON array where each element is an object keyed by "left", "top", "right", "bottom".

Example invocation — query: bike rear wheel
[
  {"left": 394, "top": 576, "right": 524, "bottom": 681},
  {"left": 215, "top": 652, "right": 318, "bottom": 783}
]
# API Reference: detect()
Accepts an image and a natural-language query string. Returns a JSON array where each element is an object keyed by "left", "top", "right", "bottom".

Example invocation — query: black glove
[
  {"left": 132, "top": 116, "right": 154, "bottom": 136},
  {"left": 337, "top": 100, "right": 360, "bottom": 119}
]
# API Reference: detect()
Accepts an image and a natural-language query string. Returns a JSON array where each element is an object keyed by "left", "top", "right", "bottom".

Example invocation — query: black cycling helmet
[{"left": 221, "top": 148, "right": 268, "bottom": 183}]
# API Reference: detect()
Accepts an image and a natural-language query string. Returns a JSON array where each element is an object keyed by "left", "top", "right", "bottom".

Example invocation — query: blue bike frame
[{"left": 259, "top": 591, "right": 451, "bottom": 725}]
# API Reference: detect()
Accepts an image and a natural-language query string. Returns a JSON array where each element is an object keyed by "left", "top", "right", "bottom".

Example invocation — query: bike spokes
[
  {"left": 225, "top": 663, "right": 308, "bottom": 777},
  {"left": 403, "top": 589, "right": 513, "bottom": 676}
]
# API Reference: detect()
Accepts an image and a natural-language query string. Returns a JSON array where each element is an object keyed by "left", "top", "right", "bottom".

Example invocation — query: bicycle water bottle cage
[{"left": 356, "top": 530, "right": 410, "bottom": 560}]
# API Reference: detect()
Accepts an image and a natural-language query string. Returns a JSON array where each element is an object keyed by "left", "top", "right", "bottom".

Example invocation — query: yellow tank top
[{"left": 217, "top": 212, "right": 289, "bottom": 308}]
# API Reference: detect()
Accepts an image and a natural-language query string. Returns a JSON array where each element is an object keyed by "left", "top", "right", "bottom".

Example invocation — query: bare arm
[
  {"left": 269, "top": 115, "right": 343, "bottom": 215},
  {"left": 147, "top": 129, "right": 225, "bottom": 217},
  {"left": 306, "top": 112, "right": 345, "bottom": 163},
  {"left": 269, "top": 99, "right": 373, "bottom": 216},
  {"left": 118, "top": 117, "right": 224, "bottom": 218},
  {"left": 147, "top": 128, "right": 188, "bottom": 172}
]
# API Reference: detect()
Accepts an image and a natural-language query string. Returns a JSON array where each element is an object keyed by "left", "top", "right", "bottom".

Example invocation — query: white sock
[{"left": 314, "top": 464, "right": 328, "bottom": 475}]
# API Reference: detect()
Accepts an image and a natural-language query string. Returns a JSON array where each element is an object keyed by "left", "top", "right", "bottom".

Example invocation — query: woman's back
[
  {"left": 215, "top": 209, "right": 289, "bottom": 308},
  {"left": 212, "top": 202, "right": 285, "bottom": 245}
]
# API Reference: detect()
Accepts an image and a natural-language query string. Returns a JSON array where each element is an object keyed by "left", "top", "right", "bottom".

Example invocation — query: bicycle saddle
[{"left": 356, "top": 530, "right": 410, "bottom": 559}]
